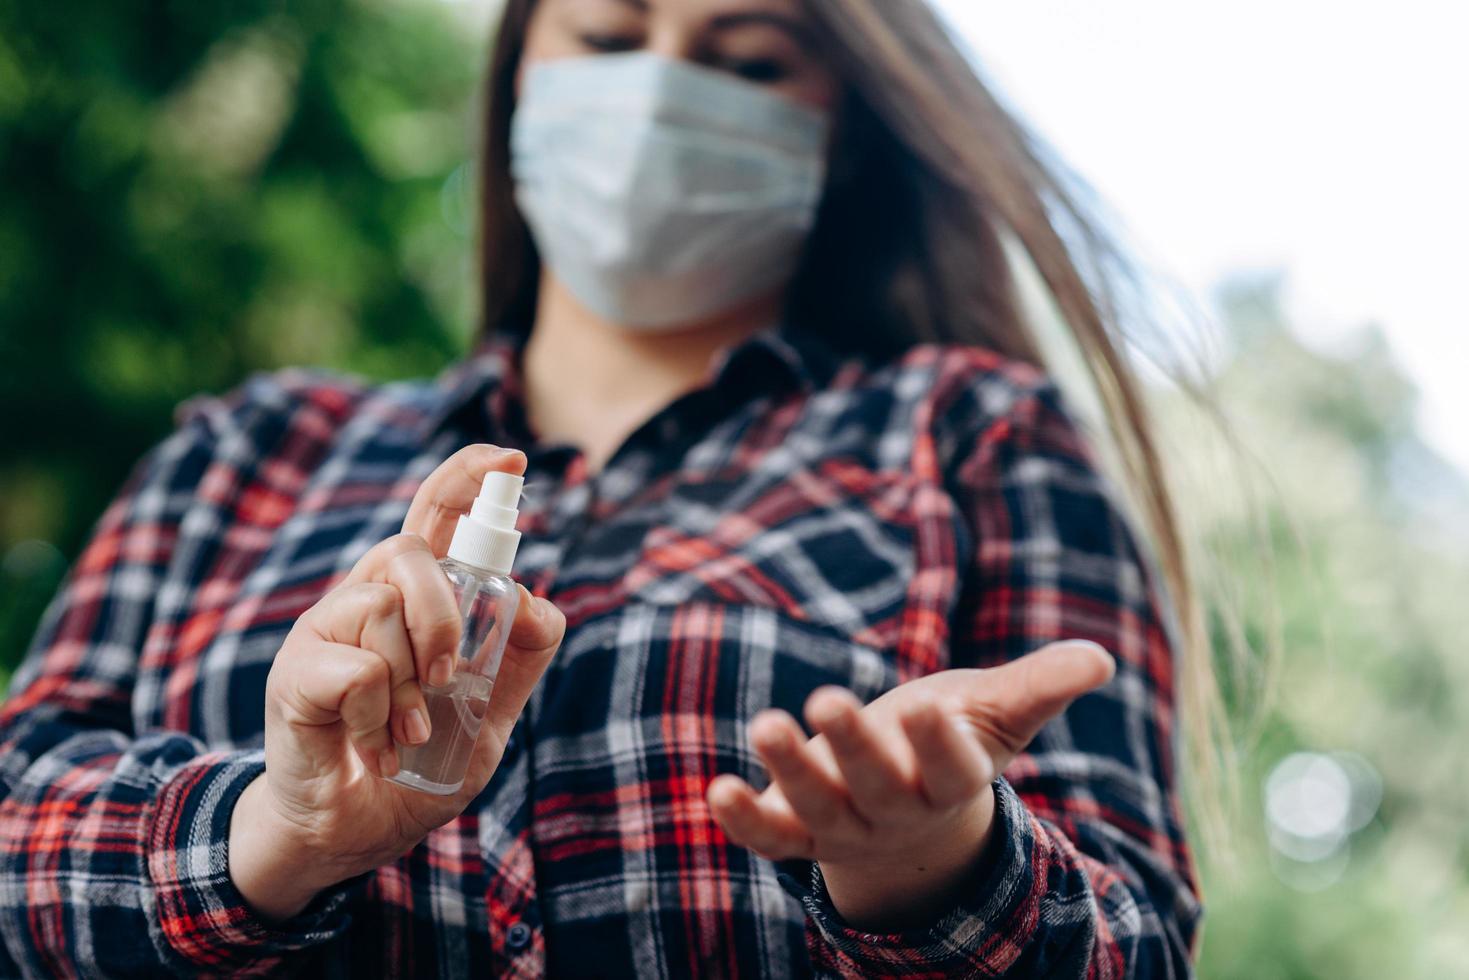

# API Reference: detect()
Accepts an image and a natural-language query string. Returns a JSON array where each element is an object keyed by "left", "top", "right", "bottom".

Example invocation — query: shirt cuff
[
  {"left": 782, "top": 777, "right": 1066, "bottom": 978},
  {"left": 144, "top": 751, "right": 358, "bottom": 972}
]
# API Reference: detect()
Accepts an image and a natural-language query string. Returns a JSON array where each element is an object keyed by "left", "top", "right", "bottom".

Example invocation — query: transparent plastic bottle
[{"left": 390, "top": 471, "right": 524, "bottom": 796}]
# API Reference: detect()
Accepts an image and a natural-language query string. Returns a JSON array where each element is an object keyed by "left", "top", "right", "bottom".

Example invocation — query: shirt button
[{"left": 505, "top": 921, "right": 532, "bottom": 952}]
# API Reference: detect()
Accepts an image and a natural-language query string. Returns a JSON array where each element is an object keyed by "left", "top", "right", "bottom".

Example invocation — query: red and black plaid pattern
[{"left": 0, "top": 325, "right": 1200, "bottom": 977}]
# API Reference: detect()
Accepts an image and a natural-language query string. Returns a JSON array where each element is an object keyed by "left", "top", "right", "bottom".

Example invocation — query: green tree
[
  {"left": 1179, "top": 275, "right": 1469, "bottom": 977},
  {"left": 0, "top": 0, "right": 487, "bottom": 682}
]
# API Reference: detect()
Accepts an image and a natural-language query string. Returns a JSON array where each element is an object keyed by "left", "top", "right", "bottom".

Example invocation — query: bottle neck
[
  {"left": 440, "top": 554, "right": 513, "bottom": 581},
  {"left": 446, "top": 511, "right": 520, "bottom": 577},
  {"left": 440, "top": 555, "right": 511, "bottom": 578}
]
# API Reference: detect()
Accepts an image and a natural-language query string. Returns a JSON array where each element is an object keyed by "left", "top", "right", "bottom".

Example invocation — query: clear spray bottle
[{"left": 390, "top": 470, "right": 524, "bottom": 796}]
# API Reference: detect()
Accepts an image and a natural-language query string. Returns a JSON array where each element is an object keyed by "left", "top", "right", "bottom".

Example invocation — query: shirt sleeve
[
  {"left": 793, "top": 369, "right": 1202, "bottom": 978},
  {"left": 0, "top": 402, "right": 355, "bottom": 977}
]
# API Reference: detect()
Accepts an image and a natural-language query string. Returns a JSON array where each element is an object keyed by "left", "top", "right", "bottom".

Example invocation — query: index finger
[{"left": 403, "top": 444, "right": 527, "bottom": 556}]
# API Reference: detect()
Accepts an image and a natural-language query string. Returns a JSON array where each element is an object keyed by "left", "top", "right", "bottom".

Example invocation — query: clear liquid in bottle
[
  {"left": 388, "top": 469, "right": 525, "bottom": 796},
  {"left": 393, "top": 670, "right": 494, "bottom": 795}
]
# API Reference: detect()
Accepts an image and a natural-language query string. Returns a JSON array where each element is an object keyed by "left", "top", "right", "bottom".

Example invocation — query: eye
[
  {"left": 725, "top": 59, "right": 789, "bottom": 84},
  {"left": 579, "top": 32, "right": 640, "bottom": 53}
]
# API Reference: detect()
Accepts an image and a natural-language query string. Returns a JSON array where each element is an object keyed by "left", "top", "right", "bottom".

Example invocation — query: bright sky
[{"left": 930, "top": 0, "right": 1469, "bottom": 475}]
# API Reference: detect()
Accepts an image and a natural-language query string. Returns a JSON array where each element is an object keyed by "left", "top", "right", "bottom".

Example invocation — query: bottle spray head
[{"left": 446, "top": 471, "right": 523, "bottom": 575}]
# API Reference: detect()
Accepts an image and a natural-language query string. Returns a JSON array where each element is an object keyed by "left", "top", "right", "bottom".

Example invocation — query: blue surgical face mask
[{"left": 510, "top": 52, "right": 831, "bottom": 331}]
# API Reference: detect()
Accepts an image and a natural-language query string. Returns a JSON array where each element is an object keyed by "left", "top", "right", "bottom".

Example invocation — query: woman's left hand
[{"left": 706, "top": 640, "right": 1115, "bottom": 931}]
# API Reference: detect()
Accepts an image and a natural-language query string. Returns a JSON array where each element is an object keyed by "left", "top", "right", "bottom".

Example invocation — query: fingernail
[
  {"left": 378, "top": 747, "right": 399, "bottom": 778},
  {"left": 404, "top": 709, "right": 430, "bottom": 745},
  {"left": 429, "top": 656, "right": 455, "bottom": 687}
]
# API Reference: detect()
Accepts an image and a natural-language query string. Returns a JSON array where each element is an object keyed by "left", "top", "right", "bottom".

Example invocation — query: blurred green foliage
[
  {"left": 0, "top": 0, "right": 485, "bottom": 685},
  {"left": 1173, "top": 276, "right": 1469, "bottom": 977},
  {"left": 4, "top": 2, "right": 1469, "bottom": 975}
]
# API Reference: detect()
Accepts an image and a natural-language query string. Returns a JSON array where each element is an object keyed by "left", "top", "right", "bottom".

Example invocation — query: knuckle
[
  {"left": 393, "top": 531, "right": 430, "bottom": 551},
  {"left": 357, "top": 582, "right": 403, "bottom": 621},
  {"left": 423, "top": 612, "right": 462, "bottom": 658},
  {"left": 366, "top": 532, "right": 427, "bottom": 566},
  {"left": 974, "top": 713, "right": 1027, "bottom": 755},
  {"left": 347, "top": 653, "right": 391, "bottom": 694},
  {"left": 382, "top": 530, "right": 420, "bottom": 549},
  {"left": 276, "top": 618, "right": 315, "bottom": 654},
  {"left": 391, "top": 680, "right": 428, "bottom": 710},
  {"left": 384, "top": 541, "right": 429, "bottom": 574}
]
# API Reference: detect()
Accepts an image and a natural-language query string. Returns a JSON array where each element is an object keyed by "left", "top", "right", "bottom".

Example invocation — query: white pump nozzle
[{"left": 446, "top": 471, "right": 523, "bottom": 575}]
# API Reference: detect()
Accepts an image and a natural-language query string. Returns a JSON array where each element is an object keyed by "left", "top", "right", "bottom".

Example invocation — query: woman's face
[{"left": 518, "top": 0, "right": 841, "bottom": 112}]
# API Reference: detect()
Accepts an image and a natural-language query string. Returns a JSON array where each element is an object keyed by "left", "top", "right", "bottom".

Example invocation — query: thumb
[
  {"left": 960, "top": 640, "right": 1116, "bottom": 762},
  {"left": 452, "top": 587, "right": 563, "bottom": 802},
  {"left": 482, "top": 585, "right": 565, "bottom": 741}
]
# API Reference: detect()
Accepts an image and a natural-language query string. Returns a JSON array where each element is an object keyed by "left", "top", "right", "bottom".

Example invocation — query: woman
[{"left": 0, "top": 0, "right": 1206, "bottom": 975}]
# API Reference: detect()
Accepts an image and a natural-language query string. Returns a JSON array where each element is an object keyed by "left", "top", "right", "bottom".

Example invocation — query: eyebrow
[
  {"left": 588, "top": 0, "right": 816, "bottom": 51},
  {"left": 709, "top": 10, "right": 817, "bottom": 50}
]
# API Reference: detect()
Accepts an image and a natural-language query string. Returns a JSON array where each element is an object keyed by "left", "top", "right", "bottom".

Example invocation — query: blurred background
[{"left": 2, "top": 1, "right": 1466, "bottom": 975}]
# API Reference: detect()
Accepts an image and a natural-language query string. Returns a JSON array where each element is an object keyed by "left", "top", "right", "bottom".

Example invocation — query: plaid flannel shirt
[{"left": 0, "top": 324, "right": 1200, "bottom": 977}]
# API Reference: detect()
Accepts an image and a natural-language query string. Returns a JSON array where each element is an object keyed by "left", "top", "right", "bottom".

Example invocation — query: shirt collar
[
  {"left": 703, "top": 318, "right": 842, "bottom": 400},
  {"left": 420, "top": 319, "right": 844, "bottom": 444}
]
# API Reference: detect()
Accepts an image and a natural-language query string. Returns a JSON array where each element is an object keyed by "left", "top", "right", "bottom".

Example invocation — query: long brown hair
[{"left": 477, "top": 0, "right": 1231, "bottom": 844}]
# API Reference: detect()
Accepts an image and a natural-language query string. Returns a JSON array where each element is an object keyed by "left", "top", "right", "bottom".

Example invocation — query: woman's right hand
[{"left": 228, "top": 446, "right": 566, "bottom": 922}]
